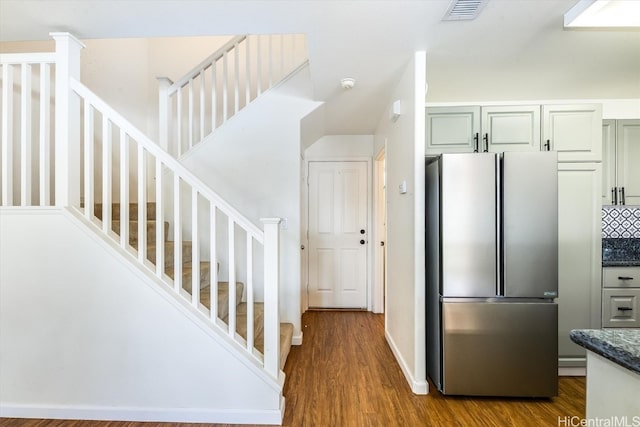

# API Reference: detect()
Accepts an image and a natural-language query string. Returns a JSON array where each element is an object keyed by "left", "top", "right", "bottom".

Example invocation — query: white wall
[
  {"left": 179, "top": 65, "right": 322, "bottom": 341},
  {"left": 374, "top": 51, "right": 427, "bottom": 395},
  {"left": 0, "top": 208, "right": 283, "bottom": 424},
  {"left": 305, "top": 135, "right": 374, "bottom": 158}
]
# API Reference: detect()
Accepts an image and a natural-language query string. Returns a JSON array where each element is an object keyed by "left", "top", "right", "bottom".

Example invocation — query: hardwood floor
[{"left": 2, "top": 311, "right": 585, "bottom": 427}]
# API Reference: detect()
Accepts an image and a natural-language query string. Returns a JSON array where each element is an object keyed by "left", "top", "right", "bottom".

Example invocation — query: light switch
[{"left": 399, "top": 180, "right": 407, "bottom": 194}]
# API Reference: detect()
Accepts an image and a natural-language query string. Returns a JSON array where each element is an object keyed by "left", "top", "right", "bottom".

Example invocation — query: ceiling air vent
[{"left": 442, "top": 0, "right": 489, "bottom": 21}]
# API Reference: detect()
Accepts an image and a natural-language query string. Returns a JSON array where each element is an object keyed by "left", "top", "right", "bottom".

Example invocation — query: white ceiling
[{"left": 1, "top": 0, "right": 639, "bottom": 134}]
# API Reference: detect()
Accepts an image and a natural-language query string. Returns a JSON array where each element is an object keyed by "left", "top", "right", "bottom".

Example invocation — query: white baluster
[
  {"left": 199, "top": 71, "right": 205, "bottom": 141},
  {"left": 173, "top": 174, "right": 182, "bottom": 292},
  {"left": 261, "top": 218, "right": 281, "bottom": 378},
  {"left": 222, "top": 50, "right": 228, "bottom": 122},
  {"left": 191, "top": 188, "right": 200, "bottom": 307},
  {"left": 210, "top": 205, "right": 218, "bottom": 320},
  {"left": 188, "top": 79, "right": 194, "bottom": 150},
  {"left": 119, "top": 129, "right": 129, "bottom": 250},
  {"left": 1, "top": 64, "right": 14, "bottom": 205},
  {"left": 234, "top": 41, "right": 240, "bottom": 115},
  {"left": 268, "top": 35, "right": 273, "bottom": 88},
  {"left": 39, "top": 62, "right": 51, "bottom": 206},
  {"left": 156, "top": 77, "right": 172, "bottom": 154},
  {"left": 228, "top": 218, "right": 236, "bottom": 337},
  {"left": 245, "top": 37, "right": 251, "bottom": 106},
  {"left": 137, "top": 144, "right": 147, "bottom": 263},
  {"left": 83, "top": 101, "right": 94, "bottom": 220},
  {"left": 211, "top": 62, "right": 217, "bottom": 131},
  {"left": 256, "top": 35, "right": 262, "bottom": 96},
  {"left": 176, "top": 89, "right": 182, "bottom": 157},
  {"left": 155, "top": 157, "right": 164, "bottom": 278},
  {"left": 20, "top": 63, "right": 32, "bottom": 206},
  {"left": 102, "top": 116, "right": 112, "bottom": 234},
  {"left": 246, "top": 234, "right": 254, "bottom": 351}
]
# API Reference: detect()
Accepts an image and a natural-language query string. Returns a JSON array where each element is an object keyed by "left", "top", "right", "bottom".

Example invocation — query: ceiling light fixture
[
  {"left": 340, "top": 78, "right": 356, "bottom": 89},
  {"left": 564, "top": 0, "right": 640, "bottom": 28}
]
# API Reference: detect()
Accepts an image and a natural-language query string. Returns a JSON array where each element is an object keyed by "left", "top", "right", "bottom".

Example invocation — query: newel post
[
  {"left": 52, "top": 32, "right": 84, "bottom": 207},
  {"left": 157, "top": 77, "right": 173, "bottom": 154},
  {"left": 261, "top": 218, "right": 282, "bottom": 379}
]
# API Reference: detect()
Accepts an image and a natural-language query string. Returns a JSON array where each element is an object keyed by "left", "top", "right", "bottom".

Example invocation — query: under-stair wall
[{"left": 0, "top": 209, "right": 283, "bottom": 424}]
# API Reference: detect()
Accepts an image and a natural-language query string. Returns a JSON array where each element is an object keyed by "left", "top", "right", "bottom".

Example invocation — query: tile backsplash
[{"left": 602, "top": 206, "right": 640, "bottom": 238}]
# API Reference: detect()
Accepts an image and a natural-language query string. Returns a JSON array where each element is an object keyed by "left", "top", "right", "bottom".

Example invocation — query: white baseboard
[
  {"left": 385, "top": 331, "right": 429, "bottom": 395},
  {"left": 0, "top": 398, "right": 285, "bottom": 425},
  {"left": 559, "top": 367, "right": 586, "bottom": 376},
  {"left": 292, "top": 331, "right": 303, "bottom": 346}
]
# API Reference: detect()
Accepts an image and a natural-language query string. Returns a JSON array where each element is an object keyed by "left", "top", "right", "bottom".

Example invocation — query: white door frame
[
  {"left": 302, "top": 156, "right": 373, "bottom": 311},
  {"left": 373, "top": 147, "right": 386, "bottom": 314}
]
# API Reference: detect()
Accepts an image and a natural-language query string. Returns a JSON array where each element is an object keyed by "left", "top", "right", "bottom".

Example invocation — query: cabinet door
[
  {"left": 616, "top": 119, "right": 640, "bottom": 205},
  {"left": 542, "top": 104, "right": 602, "bottom": 162},
  {"left": 481, "top": 105, "right": 541, "bottom": 152},
  {"left": 557, "top": 162, "right": 602, "bottom": 367},
  {"left": 426, "top": 106, "right": 480, "bottom": 154},
  {"left": 602, "top": 120, "right": 617, "bottom": 205}
]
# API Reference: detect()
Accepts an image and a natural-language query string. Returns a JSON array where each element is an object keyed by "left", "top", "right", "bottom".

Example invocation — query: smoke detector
[
  {"left": 442, "top": 0, "right": 489, "bottom": 21},
  {"left": 340, "top": 78, "right": 356, "bottom": 89}
]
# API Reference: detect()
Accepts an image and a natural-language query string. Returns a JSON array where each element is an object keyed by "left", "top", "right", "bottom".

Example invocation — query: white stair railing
[
  {"left": 158, "top": 34, "right": 307, "bottom": 157},
  {"left": 0, "top": 52, "right": 56, "bottom": 206},
  {"left": 1, "top": 33, "right": 283, "bottom": 381}
]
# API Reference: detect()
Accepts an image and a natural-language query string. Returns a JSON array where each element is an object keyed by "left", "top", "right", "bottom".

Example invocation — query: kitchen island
[{"left": 570, "top": 329, "right": 640, "bottom": 420}]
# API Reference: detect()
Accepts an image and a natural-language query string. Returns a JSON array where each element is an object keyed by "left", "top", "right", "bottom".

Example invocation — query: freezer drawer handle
[
  {"left": 617, "top": 307, "right": 633, "bottom": 312},
  {"left": 618, "top": 276, "right": 634, "bottom": 281}
]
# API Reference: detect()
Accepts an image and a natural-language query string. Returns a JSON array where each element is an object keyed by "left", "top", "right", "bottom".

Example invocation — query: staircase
[
  {"left": 95, "top": 201, "right": 294, "bottom": 369},
  {"left": 0, "top": 32, "right": 306, "bottom": 423}
]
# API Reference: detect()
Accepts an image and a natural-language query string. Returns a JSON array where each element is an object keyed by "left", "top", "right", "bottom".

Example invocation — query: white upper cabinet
[
  {"left": 426, "top": 105, "right": 540, "bottom": 154},
  {"left": 425, "top": 106, "right": 480, "bottom": 153},
  {"left": 616, "top": 119, "right": 640, "bottom": 206},
  {"left": 481, "top": 105, "right": 541, "bottom": 152},
  {"left": 542, "top": 104, "right": 602, "bottom": 162}
]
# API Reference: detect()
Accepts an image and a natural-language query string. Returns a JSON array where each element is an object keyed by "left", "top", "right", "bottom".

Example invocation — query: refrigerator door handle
[{"left": 496, "top": 154, "right": 503, "bottom": 296}]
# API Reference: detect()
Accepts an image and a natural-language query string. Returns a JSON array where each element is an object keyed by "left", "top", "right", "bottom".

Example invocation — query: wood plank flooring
[{"left": 2, "top": 311, "right": 585, "bottom": 427}]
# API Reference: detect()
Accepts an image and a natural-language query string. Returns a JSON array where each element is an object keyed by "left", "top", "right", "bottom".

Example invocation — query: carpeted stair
[{"left": 94, "top": 202, "right": 293, "bottom": 369}]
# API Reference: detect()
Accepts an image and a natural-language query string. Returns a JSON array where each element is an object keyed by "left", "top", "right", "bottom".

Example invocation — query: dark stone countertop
[
  {"left": 602, "top": 238, "right": 640, "bottom": 267},
  {"left": 570, "top": 329, "right": 640, "bottom": 375}
]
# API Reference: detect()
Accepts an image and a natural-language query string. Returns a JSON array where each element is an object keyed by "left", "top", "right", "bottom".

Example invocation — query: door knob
[
  {"left": 360, "top": 229, "right": 365, "bottom": 234},
  {"left": 360, "top": 239, "right": 366, "bottom": 245}
]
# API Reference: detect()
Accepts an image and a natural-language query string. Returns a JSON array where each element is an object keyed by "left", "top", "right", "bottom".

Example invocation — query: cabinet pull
[
  {"left": 611, "top": 187, "right": 616, "bottom": 205},
  {"left": 483, "top": 133, "right": 488, "bottom": 152},
  {"left": 473, "top": 133, "right": 479, "bottom": 153},
  {"left": 613, "top": 187, "right": 618, "bottom": 205},
  {"left": 618, "top": 276, "right": 634, "bottom": 281},
  {"left": 617, "top": 307, "right": 633, "bottom": 312},
  {"left": 544, "top": 140, "right": 550, "bottom": 151},
  {"left": 620, "top": 187, "right": 626, "bottom": 205}
]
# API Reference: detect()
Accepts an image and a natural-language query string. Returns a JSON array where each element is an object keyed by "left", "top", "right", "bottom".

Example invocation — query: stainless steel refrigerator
[{"left": 426, "top": 152, "right": 559, "bottom": 397}]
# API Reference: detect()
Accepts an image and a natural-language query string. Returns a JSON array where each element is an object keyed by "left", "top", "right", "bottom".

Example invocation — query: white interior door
[{"left": 308, "top": 161, "right": 368, "bottom": 308}]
